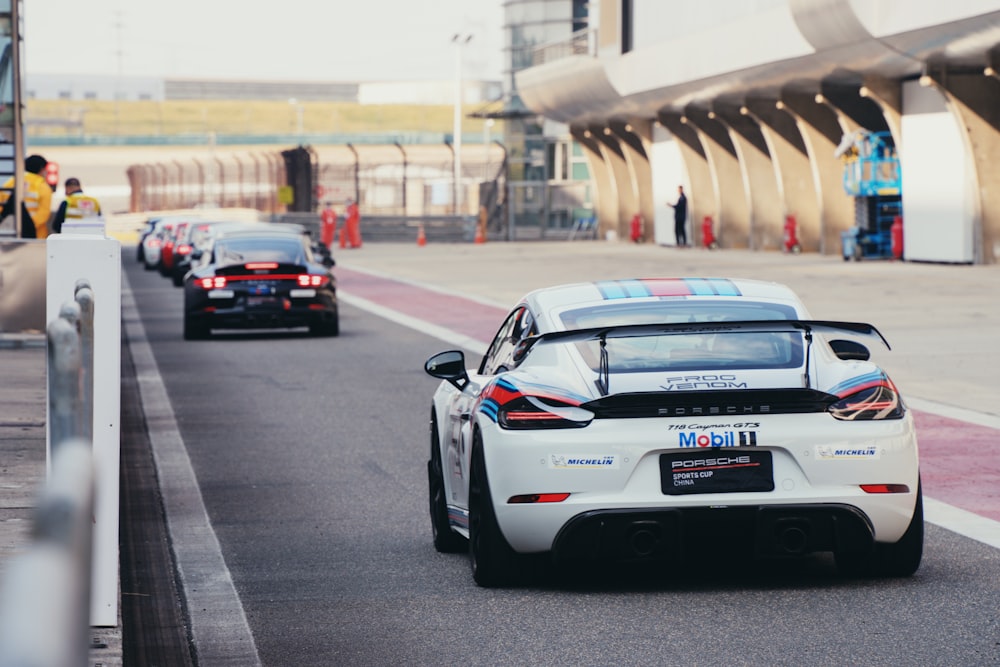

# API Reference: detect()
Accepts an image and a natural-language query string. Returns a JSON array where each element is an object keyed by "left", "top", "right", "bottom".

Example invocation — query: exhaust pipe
[
  {"left": 776, "top": 524, "right": 809, "bottom": 554},
  {"left": 626, "top": 521, "right": 662, "bottom": 557}
]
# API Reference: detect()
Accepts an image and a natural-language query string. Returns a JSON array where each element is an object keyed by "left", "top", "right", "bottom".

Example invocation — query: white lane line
[
  {"left": 339, "top": 291, "right": 488, "bottom": 356},
  {"left": 337, "top": 262, "right": 510, "bottom": 310},
  {"left": 906, "top": 397, "right": 1000, "bottom": 430},
  {"left": 122, "top": 272, "right": 262, "bottom": 667},
  {"left": 341, "top": 287, "right": 1000, "bottom": 551},
  {"left": 924, "top": 498, "right": 1000, "bottom": 550}
]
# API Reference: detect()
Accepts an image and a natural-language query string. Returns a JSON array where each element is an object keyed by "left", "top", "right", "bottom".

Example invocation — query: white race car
[{"left": 424, "top": 278, "right": 922, "bottom": 587}]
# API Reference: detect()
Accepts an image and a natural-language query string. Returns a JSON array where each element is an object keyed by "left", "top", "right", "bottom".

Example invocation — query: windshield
[
  {"left": 215, "top": 236, "right": 308, "bottom": 266},
  {"left": 558, "top": 300, "right": 803, "bottom": 373}
]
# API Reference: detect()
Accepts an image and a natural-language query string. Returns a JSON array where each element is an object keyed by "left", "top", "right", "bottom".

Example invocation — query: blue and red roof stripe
[{"left": 594, "top": 278, "right": 742, "bottom": 299}]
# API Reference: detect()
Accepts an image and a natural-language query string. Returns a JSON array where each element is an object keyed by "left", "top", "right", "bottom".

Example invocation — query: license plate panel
[
  {"left": 246, "top": 296, "right": 279, "bottom": 307},
  {"left": 660, "top": 450, "right": 774, "bottom": 495}
]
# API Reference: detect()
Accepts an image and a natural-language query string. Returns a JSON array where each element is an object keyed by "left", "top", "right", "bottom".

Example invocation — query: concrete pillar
[
  {"left": 571, "top": 126, "right": 617, "bottom": 240},
  {"left": 610, "top": 119, "right": 654, "bottom": 242},
  {"left": 922, "top": 69, "right": 1000, "bottom": 263},
  {"left": 658, "top": 111, "right": 711, "bottom": 247},
  {"left": 683, "top": 106, "right": 751, "bottom": 248},
  {"left": 591, "top": 125, "right": 637, "bottom": 241},
  {"left": 713, "top": 103, "right": 783, "bottom": 250},
  {"left": 780, "top": 90, "right": 856, "bottom": 255},
  {"left": 819, "top": 82, "right": 890, "bottom": 135},
  {"left": 743, "top": 99, "right": 821, "bottom": 253},
  {"left": 859, "top": 76, "right": 903, "bottom": 147}
]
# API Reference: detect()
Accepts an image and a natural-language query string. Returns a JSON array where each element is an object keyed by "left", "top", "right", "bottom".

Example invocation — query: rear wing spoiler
[
  {"left": 518, "top": 320, "right": 890, "bottom": 396},
  {"left": 524, "top": 320, "right": 890, "bottom": 349}
]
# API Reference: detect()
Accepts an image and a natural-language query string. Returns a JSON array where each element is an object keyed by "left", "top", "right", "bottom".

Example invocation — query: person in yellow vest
[
  {"left": 51, "top": 177, "right": 102, "bottom": 234},
  {"left": 0, "top": 154, "right": 53, "bottom": 239}
]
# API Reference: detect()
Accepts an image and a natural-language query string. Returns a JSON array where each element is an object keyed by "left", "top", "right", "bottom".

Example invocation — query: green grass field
[{"left": 26, "top": 100, "right": 501, "bottom": 137}]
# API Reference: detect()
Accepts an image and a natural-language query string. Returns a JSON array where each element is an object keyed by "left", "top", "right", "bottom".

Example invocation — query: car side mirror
[
  {"left": 322, "top": 255, "right": 335, "bottom": 267},
  {"left": 829, "top": 339, "right": 870, "bottom": 361},
  {"left": 425, "top": 350, "right": 469, "bottom": 390}
]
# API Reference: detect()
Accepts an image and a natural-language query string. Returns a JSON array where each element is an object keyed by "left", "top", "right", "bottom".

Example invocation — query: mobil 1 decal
[
  {"left": 668, "top": 423, "right": 760, "bottom": 448},
  {"left": 659, "top": 450, "right": 774, "bottom": 495}
]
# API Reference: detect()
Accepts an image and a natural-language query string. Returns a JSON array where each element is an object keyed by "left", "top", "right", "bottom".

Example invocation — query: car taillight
[
  {"left": 828, "top": 383, "right": 904, "bottom": 421},
  {"left": 177, "top": 244, "right": 192, "bottom": 255},
  {"left": 860, "top": 484, "right": 909, "bottom": 494},
  {"left": 497, "top": 396, "right": 593, "bottom": 430},
  {"left": 508, "top": 493, "right": 571, "bottom": 504},
  {"left": 149, "top": 239, "right": 161, "bottom": 248},
  {"left": 297, "top": 274, "right": 329, "bottom": 288},
  {"left": 199, "top": 276, "right": 227, "bottom": 289}
]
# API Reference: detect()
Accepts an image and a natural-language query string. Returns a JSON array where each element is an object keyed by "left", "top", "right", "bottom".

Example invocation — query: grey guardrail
[{"left": 0, "top": 282, "right": 96, "bottom": 667}]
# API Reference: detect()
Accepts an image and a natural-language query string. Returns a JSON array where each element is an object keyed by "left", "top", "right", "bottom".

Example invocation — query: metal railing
[
  {"left": 0, "top": 282, "right": 96, "bottom": 667},
  {"left": 127, "top": 142, "right": 508, "bottom": 220},
  {"left": 530, "top": 28, "right": 598, "bottom": 67}
]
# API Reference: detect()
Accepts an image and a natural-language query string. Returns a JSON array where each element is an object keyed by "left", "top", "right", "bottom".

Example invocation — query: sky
[{"left": 23, "top": 0, "right": 505, "bottom": 83}]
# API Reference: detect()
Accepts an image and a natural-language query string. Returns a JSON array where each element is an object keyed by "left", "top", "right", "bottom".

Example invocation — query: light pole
[
  {"left": 453, "top": 33, "right": 472, "bottom": 214},
  {"left": 483, "top": 118, "right": 494, "bottom": 181}
]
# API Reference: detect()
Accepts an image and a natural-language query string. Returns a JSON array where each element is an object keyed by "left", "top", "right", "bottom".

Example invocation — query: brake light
[
  {"left": 148, "top": 239, "right": 161, "bottom": 248},
  {"left": 199, "top": 276, "right": 227, "bottom": 289},
  {"left": 245, "top": 262, "right": 279, "bottom": 270},
  {"left": 297, "top": 274, "right": 329, "bottom": 288},
  {"left": 497, "top": 396, "right": 593, "bottom": 430},
  {"left": 177, "top": 244, "right": 192, "bottom": 255},
  {"left": 860, "top": 484, "right": 909, "bottom": 494},
  {"left": 508, "top": 493, "right": 570, "bottom": 504},
  {"left": 828, "top": 382, "right": 904, "bottom": 421}
]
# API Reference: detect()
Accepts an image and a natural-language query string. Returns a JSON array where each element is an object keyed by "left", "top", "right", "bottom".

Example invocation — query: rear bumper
[
  {"left": 551, "top": 504, "right": 875, "bottom": 563},
  {"left": 188, "top": 304, "right": 337, "bottom": 330}
]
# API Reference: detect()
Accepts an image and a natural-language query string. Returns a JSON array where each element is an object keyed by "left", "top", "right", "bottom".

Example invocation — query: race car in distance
[
  {"left": 183, "top": 230, "right": 338, "bottom": 339},
  {"left": 424, "top": 278, "right": 921, "bottom": 587}
]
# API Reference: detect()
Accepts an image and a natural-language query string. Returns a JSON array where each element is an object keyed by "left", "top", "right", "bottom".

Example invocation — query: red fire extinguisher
[
  {"left": 701, "top": 216, "right": 718, "bottom": 249},
  {"left": 629, "top": 213, "right": 643, "bottom": 243},
  {"left": 783, "top": 215, "right": 801, "bottom": 254},
  {"left": 891, "top": 215, "right": 904, "bottom": 260}
]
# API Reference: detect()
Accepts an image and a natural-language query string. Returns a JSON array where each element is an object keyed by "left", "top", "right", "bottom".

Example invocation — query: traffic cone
[
  {"left": 474, "top": 222, "right": 485, "bottom": 244},
  {"left": 417, "top": 223, "right": 427, "bottom": 247}
]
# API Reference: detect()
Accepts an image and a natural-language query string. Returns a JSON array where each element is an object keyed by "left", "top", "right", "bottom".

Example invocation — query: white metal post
[
  {"left": 453, "top": 33, "right": 472, "bottom": 214},
  {"left": 46, "top": 225, "right": 121, "bottom": 627}
]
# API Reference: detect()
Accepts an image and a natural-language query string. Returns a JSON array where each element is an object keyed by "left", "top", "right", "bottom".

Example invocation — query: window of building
[{"left": 622, "top": 0, "right": 633, "bottom": 53}]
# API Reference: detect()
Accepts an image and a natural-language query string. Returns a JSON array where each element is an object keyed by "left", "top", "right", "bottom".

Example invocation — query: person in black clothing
[{"left": 668, "top": 185, "right": 688, "bottom": 246}]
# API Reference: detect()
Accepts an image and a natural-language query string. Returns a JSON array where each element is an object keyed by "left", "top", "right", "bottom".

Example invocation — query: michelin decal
[{"left": 549, "top": 455, "right": 619, "bottom": 469}]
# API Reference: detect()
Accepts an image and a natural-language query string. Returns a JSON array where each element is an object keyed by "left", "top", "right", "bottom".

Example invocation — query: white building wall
[
  {"left": 650, "top": 125, "right": 688, "bottom": 246},
  {"left": 900, "top": 81, "right": 975, "bottom": 263}
]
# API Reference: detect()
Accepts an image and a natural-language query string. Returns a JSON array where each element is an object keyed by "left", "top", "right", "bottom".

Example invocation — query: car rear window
[
  {"left": 215, "top": 236, "right": 307, "bottom": 266},
  {"left": 558, "top": 300, "right": 803, "bottom": 372}
]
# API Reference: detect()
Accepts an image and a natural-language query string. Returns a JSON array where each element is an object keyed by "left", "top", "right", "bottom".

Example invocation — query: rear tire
[
  {"left": 183, "top": 317, "right": 210, "bottom": 341},
  {"left": 468, "top": 431, "right": 520, "bottom": 587},
  {"left": 309, "top": 311, "right": 339, "bottom": 337},
  {"left": 837, "top": 480, "right": 923, "bottom": 577},
  {"left": 428, "top": 411, "right": 465, "bottom": 554}
]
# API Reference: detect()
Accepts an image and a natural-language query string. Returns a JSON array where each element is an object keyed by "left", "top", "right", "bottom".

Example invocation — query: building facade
[
  {"left": 515, "top": 0, "right": 1000, "bottom": 263},
  {"left": 499, "top": 0, "right": 594, "bottom": 236}
]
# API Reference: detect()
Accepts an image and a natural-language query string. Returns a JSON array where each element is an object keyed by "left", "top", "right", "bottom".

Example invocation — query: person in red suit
[
  {"left": 345, "top": 198, "right": 362, "bottom": 248},
  {"left": 320, "top": 202, "right": 337, "bottom": 249}
]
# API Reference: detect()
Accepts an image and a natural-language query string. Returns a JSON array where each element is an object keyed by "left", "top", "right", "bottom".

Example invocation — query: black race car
[{"left": 183, "top": 230, "right": 338, "bottom": 340}]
